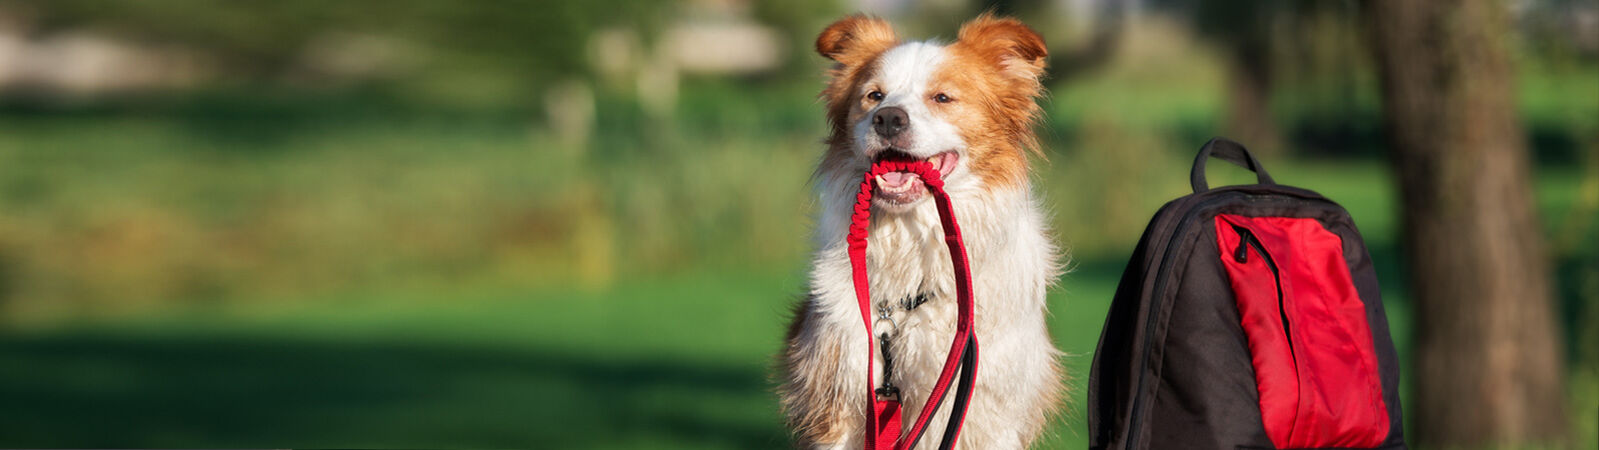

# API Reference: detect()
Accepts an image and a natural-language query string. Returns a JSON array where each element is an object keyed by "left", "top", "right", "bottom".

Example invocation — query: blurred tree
[
  {"left": 753, "top": 0, "right": 843, "bottom": 72},
  {"left": 1364, "top": 0, "right": 1569, "bottom": 447},
  {"left": 975, "top": 0, "right": 1124, "bottom": 82},
  {"left": 1273, "top": 1, "right": 1375, "bottom": 156},
  {"left": 985, "top": 0, "right": 1046, "bottom": 15},
  {"left": 0, "top": 0, "right": 675, "bottom": 103},
  {"left": 1154, "top": 0, "right": 1286, "bottom": 154}
]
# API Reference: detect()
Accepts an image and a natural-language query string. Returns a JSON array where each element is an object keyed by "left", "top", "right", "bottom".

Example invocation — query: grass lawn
[
  {"left": 0, "top": 262, "right": 1421, "bottom": 449},
  {"left": 8, "top": 264, "right": 1125, "bottom": 448},
  {"left": 1, "top": 161, "right": 1590, "bottom": 448},
  {"left": 0, "top": 126, "right": 1589, "bottom": 447}
]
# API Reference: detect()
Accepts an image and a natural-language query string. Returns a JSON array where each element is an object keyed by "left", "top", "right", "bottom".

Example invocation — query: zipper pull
[{"left": 1232, "top": 225, "right": 1253, "bottom": 263}]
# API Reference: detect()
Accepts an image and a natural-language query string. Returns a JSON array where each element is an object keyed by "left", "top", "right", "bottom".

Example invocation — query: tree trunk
[
  {"left": 1363, "top": 0, "right": 1568, "bottom": 447},
  {"left": 1224, "top": 40, "right": 1284, "bottom": 156}
]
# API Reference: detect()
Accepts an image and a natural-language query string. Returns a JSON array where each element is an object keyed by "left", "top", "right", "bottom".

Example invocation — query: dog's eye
[
  {"left": 867, "top": 91, "right": 885, "bottom": 101},
  {"left": 934, "top": 93, "right": 953, "bottom": 104}
]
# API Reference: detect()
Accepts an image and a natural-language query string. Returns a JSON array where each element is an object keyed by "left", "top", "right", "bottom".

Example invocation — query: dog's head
[{"left": 816, "top": 14, "right": 1048, "bottom": 212}]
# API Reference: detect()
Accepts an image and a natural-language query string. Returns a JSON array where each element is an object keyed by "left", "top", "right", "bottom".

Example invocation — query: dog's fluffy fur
[{"left": 779, "top": 14, "right": 1066, "bottom": 450}]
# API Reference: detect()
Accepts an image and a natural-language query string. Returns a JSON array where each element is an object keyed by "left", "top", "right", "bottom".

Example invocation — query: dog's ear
[
  {"left": 816, "top": 15, "right": 898, "bottom": 66},
  {"left": 956, "top": 13, "right": 1048, "bottom": 81}
]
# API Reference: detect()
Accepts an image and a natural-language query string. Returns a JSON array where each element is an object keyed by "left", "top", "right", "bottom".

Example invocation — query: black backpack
[{"left": 1087, "top": 138, "right": 1406, "bottom": 450}]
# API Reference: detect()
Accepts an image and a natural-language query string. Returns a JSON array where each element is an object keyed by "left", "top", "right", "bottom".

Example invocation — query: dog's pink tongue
[{"left": 880, "top": 171, "right": 916, "bottom": 187}]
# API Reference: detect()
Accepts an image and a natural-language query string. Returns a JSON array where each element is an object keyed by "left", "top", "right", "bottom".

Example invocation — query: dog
[{"left": 778, "top": 14, "right": 1066, "bottom": 450}]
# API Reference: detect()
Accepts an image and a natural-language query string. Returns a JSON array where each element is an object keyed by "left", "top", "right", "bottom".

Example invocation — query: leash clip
[
  {"left": 874, "top": 311, "right": 898, "bottom": 336},
  {"left": 875, "top": 385, "right": 901, "bottom": 401},
  {"left": 875, "top": 333, "right": 901, "bottom": 401}
]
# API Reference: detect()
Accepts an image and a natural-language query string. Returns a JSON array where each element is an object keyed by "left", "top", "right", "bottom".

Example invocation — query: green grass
[
  {"left": 0, "top": 269, "right": 806, "bottom": 448},
  {"left": 2, "top": 267, "right": 1587, "bottom": 449},
  {"left": 0, "top": 265, "right": 1119, "bottom": 448},
  {"left": 0, "top": 161, "right": 1589, "bottom": 448},
  {"left": 0, "top": 103, "right": 1591, "bottom": 447}
]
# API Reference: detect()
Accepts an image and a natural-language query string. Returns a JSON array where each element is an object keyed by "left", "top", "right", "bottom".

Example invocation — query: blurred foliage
[
  {"left": 0, "top": 1, "right": 1593, "bottom": 447},
  {"left": 0, "top": 0, "right": 1590, "bottom": 335},
  {"left": 1, "top": 0, "right": 678, "bottom": 105}
]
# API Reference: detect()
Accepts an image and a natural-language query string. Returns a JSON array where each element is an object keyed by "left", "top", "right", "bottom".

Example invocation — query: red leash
[{"left": 849, "top": 160, "right": 979, "bottom": 450}]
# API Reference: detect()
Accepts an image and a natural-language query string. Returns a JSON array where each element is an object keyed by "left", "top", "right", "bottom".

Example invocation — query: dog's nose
[{"left": 872, "top": 107, "right": 908, "bottom": 138}]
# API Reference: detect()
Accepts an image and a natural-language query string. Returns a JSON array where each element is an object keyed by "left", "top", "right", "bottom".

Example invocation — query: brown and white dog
[{"left": 779, "top": 14, "right": 1066, "bottom": 450}]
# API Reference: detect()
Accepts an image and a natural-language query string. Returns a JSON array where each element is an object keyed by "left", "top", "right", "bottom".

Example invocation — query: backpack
[{"left": 1086, "top": 138, "right": 1407, "bottom": 450}]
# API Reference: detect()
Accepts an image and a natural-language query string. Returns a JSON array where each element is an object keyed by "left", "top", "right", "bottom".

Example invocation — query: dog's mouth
[{"left": 871, "top": 150, "right": 960, "bottom": 206}]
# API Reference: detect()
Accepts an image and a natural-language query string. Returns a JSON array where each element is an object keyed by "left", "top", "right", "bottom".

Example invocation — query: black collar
[{"left": 900, "top": 292, "right": 932, "bottom": 311}]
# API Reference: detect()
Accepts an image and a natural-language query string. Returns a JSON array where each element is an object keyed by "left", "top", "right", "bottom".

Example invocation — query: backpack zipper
[
  {"left": 1123, "top": 193, "right": 1243, "bottom": 449},
  {"left": 1232, "top": 224, "right": 1295, "bottom": 361}
]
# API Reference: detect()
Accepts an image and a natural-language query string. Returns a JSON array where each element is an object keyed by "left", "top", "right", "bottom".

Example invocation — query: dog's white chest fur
[{"left": 792, "top": 179, "right": 1064, "bottom": 449}]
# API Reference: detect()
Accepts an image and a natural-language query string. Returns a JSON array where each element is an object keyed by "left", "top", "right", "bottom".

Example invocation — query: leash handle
[{"left": 849, "top": 161, "right": 979, "bottom": 450}]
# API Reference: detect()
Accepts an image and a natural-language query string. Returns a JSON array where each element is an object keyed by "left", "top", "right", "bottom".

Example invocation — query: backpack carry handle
[{"left": 1191, "top": 137, "right": 1275, "bottom": 192}]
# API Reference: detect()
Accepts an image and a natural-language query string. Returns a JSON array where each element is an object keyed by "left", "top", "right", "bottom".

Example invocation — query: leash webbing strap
[
  {"left": 848, "top": 160, "right": 978, "bottom": 450},
  {"left": 873, "top": 396, "right": 903, "bottom": 449}
]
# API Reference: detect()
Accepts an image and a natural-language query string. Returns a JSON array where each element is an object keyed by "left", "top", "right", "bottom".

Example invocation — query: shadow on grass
[{"left": 0, "top": 333, "right": 788, "bottom": 448}]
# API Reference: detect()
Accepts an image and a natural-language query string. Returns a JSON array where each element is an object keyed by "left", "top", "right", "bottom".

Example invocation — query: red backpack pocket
[{"left": 1215, "top": 214, "right": 1389, "bottom": 449}]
